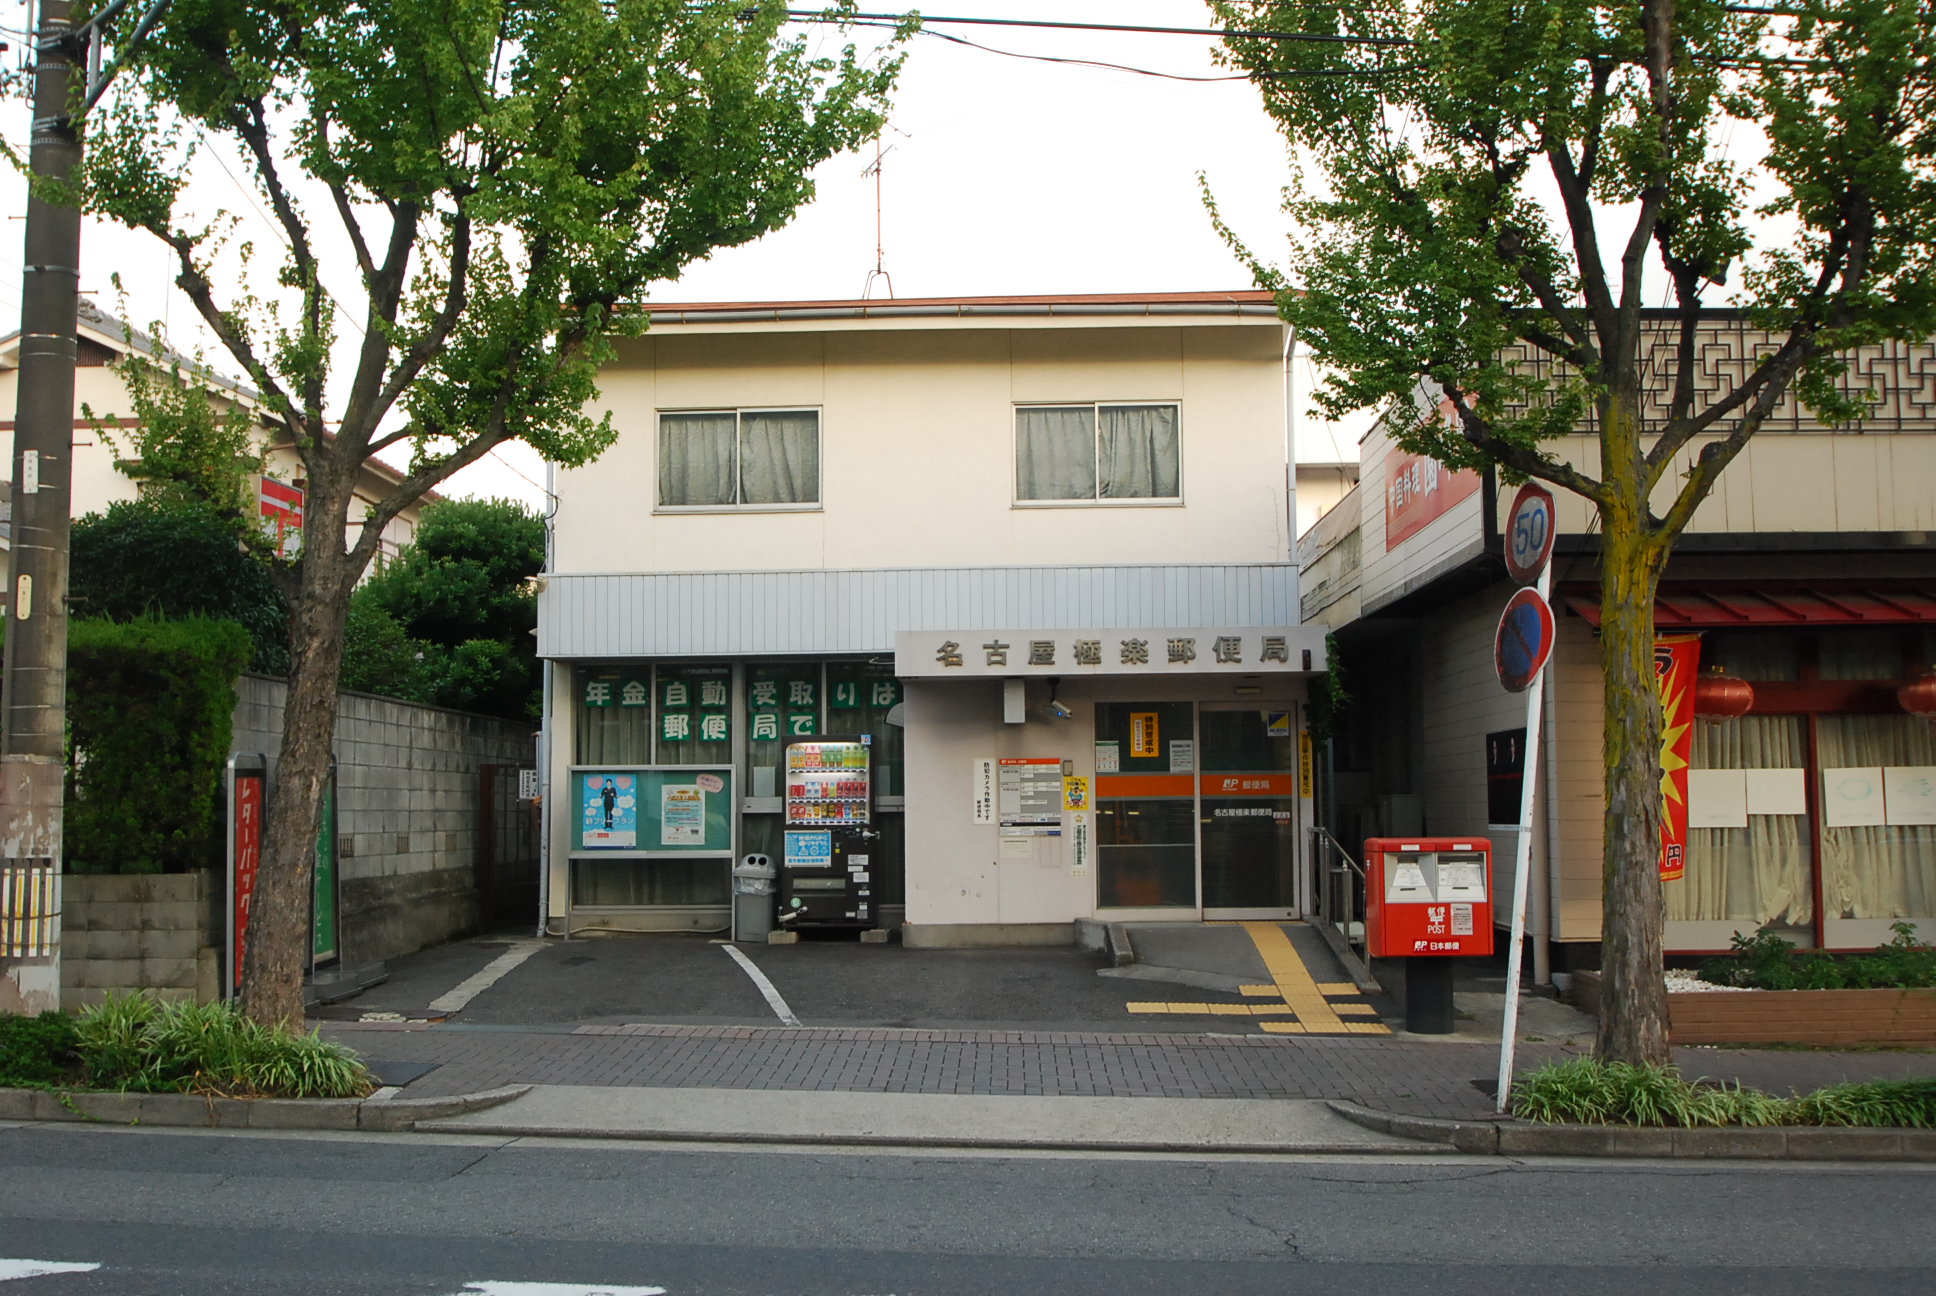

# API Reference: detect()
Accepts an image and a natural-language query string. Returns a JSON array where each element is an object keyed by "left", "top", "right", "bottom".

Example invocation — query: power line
[{"left": 777, "top": 10, "right": 1413, "bottom": 48}]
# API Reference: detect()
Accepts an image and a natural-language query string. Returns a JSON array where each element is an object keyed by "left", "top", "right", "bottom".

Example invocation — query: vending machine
[{"left": 778, "top": 736, "right": 878, "bottom": 931}]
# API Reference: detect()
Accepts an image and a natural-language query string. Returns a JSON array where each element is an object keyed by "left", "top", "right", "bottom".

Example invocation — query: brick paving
[
  {"left": 327, "top": 1019, "right": 1575, "bottom": 1118},
  {"left": 322, "top": 1019, "right": 1936, "bottom": 1123}
]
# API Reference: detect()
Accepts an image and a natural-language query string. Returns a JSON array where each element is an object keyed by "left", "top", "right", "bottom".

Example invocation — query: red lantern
[
  {"left": 1900, "top": 668, "right": 1936, "bottom": 721},
  {"left": 1693, "top": 666, "right": 1755, "bottom": 720}
]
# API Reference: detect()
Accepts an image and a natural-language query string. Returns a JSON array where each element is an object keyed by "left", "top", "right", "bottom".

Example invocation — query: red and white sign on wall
[
  {"left": 1384, "top": 402, "right": 1482, "bottom": 550},
  {"left": 259, "top": 475, "right": 304, "bottom": 558}
]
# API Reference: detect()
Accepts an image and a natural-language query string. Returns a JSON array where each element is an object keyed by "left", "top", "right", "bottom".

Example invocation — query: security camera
[{"left": 1049, "top": 700, "right": 1073, "bottom": 720}]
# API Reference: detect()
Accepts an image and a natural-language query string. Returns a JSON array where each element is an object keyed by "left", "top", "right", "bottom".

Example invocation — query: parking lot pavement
[{"left": 321, "top": 928, "right": 1390, "bottom": 1034}]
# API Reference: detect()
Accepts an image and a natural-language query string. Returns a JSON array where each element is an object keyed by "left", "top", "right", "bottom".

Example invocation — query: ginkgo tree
[
  {"left": 1210, "top": 0, "right": 1935, "bottom": 1064},
  {"left": 78, "top": 0, "right": 907, "bottom": 1028}
]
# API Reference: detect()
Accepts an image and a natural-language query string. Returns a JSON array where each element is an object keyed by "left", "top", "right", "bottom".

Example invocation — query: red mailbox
[{"left": 1365, "top": 838, "right": 1494, "bottom": 958}]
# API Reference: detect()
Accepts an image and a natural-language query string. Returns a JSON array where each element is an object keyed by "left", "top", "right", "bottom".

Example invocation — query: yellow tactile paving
[
  {"left": 1240, "top": 921, "right": 1350, "bottom": 1033},
  {"left": 1124, "top": 922, "right": 1390, "bottom": 1035}
]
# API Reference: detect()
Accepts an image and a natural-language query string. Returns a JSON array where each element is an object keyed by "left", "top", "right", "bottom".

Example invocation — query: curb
[
  {"left": 0, "top": 1083, "right": 530, "bottom": 1133},
  {"left": 1325, "top": 1100, "right": 1936, "bottom": 1161},
  {"left": 411, "top": 1117, "right": 1460, "bottom": 1157}
]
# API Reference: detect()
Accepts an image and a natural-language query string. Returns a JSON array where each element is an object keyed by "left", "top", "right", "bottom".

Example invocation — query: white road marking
[
  {"left": 0, "top": 1259, "right": 102, "bottom": 1281},
  {"left": 456, "top": 1284, "right": 666, "bottom": 1295},
  {"left": 719, "top": 942, "right": 801, "bottom": 1026},
  {"left": 427, "top": 941, "right": 546, "bottom": 1015}
]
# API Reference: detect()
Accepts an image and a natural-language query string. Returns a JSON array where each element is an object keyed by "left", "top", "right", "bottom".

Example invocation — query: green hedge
[{"left": 64, "top": 616, "right": 251, "bottom": 874}]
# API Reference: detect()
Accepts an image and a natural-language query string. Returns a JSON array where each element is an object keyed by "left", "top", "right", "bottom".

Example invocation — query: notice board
[{"left": 571, "top": 766, "right": 733, "bottom": 856}]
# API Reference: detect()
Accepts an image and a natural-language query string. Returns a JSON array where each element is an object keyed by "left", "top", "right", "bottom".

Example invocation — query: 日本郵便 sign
[{"left": 893, "top": 628, "right": 1325, "bottom": 678}]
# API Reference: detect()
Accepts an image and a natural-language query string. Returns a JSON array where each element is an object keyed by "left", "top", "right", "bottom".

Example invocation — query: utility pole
[{"left": 0, "top": 0, "right": 85, "bottom": 1013}]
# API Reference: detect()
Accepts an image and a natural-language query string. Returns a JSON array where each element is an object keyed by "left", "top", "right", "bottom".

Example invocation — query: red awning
[{"left": 1561, "top": 586, "right": 1936, "bottom": 628}]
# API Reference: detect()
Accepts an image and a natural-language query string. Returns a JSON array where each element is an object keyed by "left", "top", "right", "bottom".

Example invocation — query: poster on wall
[
  {"left": 661, "top": 785, "right": 706, "bottom": 846},
  {"left": 1654, "top": 634, "right": 1702, "bottom": 881},
  {"left": 999, "top": 757, "right": 1063, "bottom": 827},
  {"left": 581, "top": 773, "right": 639, "bottom": 848}
]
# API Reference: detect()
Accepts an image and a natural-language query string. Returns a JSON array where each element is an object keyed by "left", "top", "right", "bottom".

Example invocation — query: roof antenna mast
[{"left": 860, "top": 132, "right": 895, "bottom": 300}]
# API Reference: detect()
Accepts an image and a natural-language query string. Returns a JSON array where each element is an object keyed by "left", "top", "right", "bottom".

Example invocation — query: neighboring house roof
[
  {"left": 0, "top": 298, "right": 264, "bottom": 403},
  {"left": 635, "top": 290, "right": 1282, "bottom": 326}
]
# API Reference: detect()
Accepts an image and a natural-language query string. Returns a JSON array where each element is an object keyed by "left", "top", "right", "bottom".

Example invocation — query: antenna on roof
[{"left": 860, "top": 132, "right": 895, "bottom": 300}]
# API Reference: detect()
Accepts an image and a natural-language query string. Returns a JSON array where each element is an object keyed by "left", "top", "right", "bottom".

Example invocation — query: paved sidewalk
[{"left": 323, "top": 1017, "right": 1936, "bottom": 1122}]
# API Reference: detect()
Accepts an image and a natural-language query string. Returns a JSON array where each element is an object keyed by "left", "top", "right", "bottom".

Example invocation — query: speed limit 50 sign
[{"left": 1504, "top": 482, "right": 1556, "bottom": 586}]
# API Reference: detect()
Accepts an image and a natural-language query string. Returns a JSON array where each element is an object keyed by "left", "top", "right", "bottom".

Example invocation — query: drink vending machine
[{"left": 778, "top": 736, "right": 878, "bottom": 931}]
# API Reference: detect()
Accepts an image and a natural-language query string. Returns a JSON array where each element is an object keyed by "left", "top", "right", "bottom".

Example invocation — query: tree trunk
[
  {"left": 239, "top": 490, "right": 359, "bottom": 1031},
  {"left": 1593, "top": 481, "right": 1672, "bottom": 1066}
]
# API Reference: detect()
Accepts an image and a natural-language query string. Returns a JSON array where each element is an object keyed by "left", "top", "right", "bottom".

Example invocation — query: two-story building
[
  {"left": 536, "top": 291, "right": 1332, "bottom": 946},
  {"left": 1299, "top": 315, "right": 1936, "bottom": 980},
  {"left": 0, "top": 298, "right": 429, "bottom": 563}
]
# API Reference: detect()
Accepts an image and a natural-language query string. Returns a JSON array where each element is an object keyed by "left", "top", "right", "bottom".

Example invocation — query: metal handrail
[{"left": 1309, "top": 825, "right": 1369, "bottom": 964}]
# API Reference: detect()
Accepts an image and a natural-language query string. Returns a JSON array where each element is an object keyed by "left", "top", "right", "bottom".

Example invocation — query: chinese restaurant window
[
  {"left": 658, "top": 408, "right": 820, "bottom": 508},
  {"left": 1015, "top": 403, "right": 1180, "bottom": 503}
]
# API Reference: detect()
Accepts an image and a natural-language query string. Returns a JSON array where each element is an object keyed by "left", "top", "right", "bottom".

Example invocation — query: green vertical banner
[{"left": 311, "top": 764, "right": 339, "bottom": 968}]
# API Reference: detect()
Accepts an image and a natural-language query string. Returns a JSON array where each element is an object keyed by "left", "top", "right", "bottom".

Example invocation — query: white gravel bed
[{"left": 1664, "top": 968, "right": 1754, "bottom": 993}]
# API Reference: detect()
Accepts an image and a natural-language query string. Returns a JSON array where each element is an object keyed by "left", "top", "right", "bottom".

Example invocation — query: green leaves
[
  {"left": 77, "top": 0, "right": 905, "bottom": 535},
  {"left": 1211, "top": 0, "right": 1936, "bottom": 487}
]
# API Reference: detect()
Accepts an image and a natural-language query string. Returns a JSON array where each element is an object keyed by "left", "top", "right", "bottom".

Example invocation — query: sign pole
[{"left": 1494, "top": 480, "right": 1556, "bottom": 1115}]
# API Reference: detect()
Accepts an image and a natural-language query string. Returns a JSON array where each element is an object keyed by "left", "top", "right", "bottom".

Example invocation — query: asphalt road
[{"left": 4, "top": 1123, "right": 1935, "bottom": 1295}]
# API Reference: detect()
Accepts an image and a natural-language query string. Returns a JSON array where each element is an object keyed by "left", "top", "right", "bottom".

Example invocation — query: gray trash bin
[{"left": 733, "top": 853, "right": 776, "bottom": 942}]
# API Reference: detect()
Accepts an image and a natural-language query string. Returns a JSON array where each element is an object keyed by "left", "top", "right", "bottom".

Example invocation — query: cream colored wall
[
  {"left": 1532, "top": 433, "right": 1936, "bottom": 538},
  {"left": 901, "top": 670, "right": 1310, "bottom": 928},
  {"left": 554, "top": 321, "right": 1291, "bottom": 574},
  {"left": 0, "top": 367, "right": 145, "bottom": 520},
  {"left": 1549, "top": 616, "right": 1607, "bottom": 943}
]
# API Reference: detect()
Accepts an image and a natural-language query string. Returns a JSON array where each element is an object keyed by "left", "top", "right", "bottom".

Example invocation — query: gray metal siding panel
[{"left": 537, "top": 564, "right": 1303, "bottom": 659}]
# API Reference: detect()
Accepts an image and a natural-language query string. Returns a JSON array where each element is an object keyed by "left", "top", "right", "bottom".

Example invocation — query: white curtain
[
  {"left": 739, "top": 411, "right": 819, "bottom": 505},
  {"left": 658, "top": 412, "right": 736, "bottom": 505},
  {"left": 1099, "top": 404, "right": 1180, "bottom": 498},
  {"left": 1817, "top": 714, "right": 1936, "bottom": 919},
  {"left": 1668, "top": 715, "right": 1814, "bottom": 925},
  {"left": 1016, "top": 406, "right": 1097, "bottom": 499}
]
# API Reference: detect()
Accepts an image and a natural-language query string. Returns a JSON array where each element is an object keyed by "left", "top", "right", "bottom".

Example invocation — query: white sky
[{"left": 0, "top": 1, "right": 1373, "bottom": 508}]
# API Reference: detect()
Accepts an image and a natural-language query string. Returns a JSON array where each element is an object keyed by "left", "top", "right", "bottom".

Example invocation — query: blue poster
[
  {"left": 784, "top": 830, "right": 833, "bottom": 869},
  {"left": 581, "top": 773, "right": 639, "bottom": 848}
]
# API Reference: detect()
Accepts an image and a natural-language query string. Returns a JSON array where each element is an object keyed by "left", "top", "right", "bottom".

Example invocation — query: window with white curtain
[
  {"left": 1015, "top": 403, "right": 1180, "bottom": 503},
  {"left": 658, "top": 409, "right": 819, "bottom": 508}
]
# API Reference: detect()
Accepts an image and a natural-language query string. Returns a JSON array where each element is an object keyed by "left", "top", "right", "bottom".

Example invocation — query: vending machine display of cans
[{"left": 779, "top": 736, "right": 878, "bottom": 930}]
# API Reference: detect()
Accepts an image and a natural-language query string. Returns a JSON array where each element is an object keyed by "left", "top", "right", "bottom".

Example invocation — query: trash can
[{"left": 732, "top": 853, "right": 776, "bottom": 942}]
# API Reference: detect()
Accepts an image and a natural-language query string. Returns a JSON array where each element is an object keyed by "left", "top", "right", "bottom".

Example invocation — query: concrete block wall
[
  {"left": 231, "top": 675, "right": 535, "bottom": 967},
  {"left": 62, "top": 871, "right": 222, "bottom": 1007}
]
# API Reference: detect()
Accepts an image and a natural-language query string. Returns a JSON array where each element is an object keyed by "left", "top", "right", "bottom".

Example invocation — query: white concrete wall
[
  {"left": 900, "top": 672, "right": 1310, "bottom": 931},
  {"left": 555, "top": 320, "right": 1291, "bottom": 575}
]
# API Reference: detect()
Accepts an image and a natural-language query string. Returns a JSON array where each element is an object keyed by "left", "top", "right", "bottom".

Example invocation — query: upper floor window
[
  {"left": 658, "top": 409, "right": 820, "bottom": 509},
  {"left": 1015, "top": 403, "right": 1180, "bottom": 503}
]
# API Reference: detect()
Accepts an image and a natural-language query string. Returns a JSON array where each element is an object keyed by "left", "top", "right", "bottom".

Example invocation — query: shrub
[
  {"left": 72, "top": 992, "right": 375, "bottom": 1099},
  {"left": 1699, "top": 922, "right": 1936, "bottom": 991},
  {"left": 1511, "top": 1059, "right": 1936, "bottom": 1128},
  {"left": 0, "top": 1011, "right": 83, "bottom": 1088},
  {"left": 64, "top": 616, "right": 252, "bottom": 874}
]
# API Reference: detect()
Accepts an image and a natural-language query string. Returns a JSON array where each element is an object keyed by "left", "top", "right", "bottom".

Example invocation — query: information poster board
[
  {"left": 999, "top": 757, "right": 1063, "bottom": 827},
  {"left": 570, "top": 767, "right": 733, "bottom": 855}
]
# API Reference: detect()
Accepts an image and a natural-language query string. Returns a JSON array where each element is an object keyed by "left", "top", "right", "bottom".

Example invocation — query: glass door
[
  {"left": 1199, "top": 704, "right": 1302, "bottom": 918},
  {"left": 1094, "top": 702, "right": 1199, "bottom": 912}
]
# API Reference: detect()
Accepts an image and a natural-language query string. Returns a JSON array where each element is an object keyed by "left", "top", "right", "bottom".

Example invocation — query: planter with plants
[
  {"left": 0, "top": 992, "right": 374, "bottom": 1103},
  {"left": 1512, "top": 1057, "right": 1936, "bottom": 1129},
  {"left": 1665, "top": 924, "right": 1936, "bottom": 1047}
]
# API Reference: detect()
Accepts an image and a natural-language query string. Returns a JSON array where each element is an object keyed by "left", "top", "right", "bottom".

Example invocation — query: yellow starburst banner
[{"left": 1654, "top": 634, "right": 1703, "bottom": 881}]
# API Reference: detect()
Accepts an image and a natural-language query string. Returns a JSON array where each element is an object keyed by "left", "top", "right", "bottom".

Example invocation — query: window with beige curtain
[
  {"left": 1669, "top": 715, "right": 1814, "bottom": 926},
  {"left": 659, "top": 409, "right": 819, "bottom": 507},
  {"left": 1817, "top": 714, "right": 1936, "bottom": 920},
  {"left": 1016, "top": 403, "right": 1179, "bottom": 501}
]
